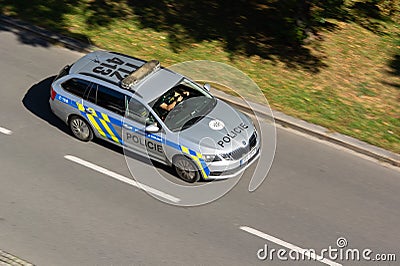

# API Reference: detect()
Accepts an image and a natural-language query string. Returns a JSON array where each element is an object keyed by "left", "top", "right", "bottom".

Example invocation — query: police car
[{"left": 50, "top": 51, "right": 260, "bottom": 182}]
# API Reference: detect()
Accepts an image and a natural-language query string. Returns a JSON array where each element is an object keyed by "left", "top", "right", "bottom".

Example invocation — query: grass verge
[{"left": 1, "top": 1, "right": 399, "bottom": 153}]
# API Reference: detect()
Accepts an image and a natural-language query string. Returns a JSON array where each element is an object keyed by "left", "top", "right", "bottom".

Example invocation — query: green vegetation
[{"left": 1, "top": 0, "right": 399, "bottom": 153}]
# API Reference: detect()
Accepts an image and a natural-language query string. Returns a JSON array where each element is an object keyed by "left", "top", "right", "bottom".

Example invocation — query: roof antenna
[{"left": 87, "top": 37, "right": 100, "bottom": 63}]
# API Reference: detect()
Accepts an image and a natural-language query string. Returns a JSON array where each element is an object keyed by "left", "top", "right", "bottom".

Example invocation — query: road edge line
[
  {"left": 0, "top": 126, "right": 12, "bottom": 135},
  {"left": 240, "top": 226, "right": 342, "bottom": 266},
  {"left": 64, "top": 155, "right": 180, "bottom": 203}
]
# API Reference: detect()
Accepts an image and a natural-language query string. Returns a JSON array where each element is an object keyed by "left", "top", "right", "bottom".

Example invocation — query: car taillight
[{"left": 50, "top": 86, "right": 57, "bottom": 100}]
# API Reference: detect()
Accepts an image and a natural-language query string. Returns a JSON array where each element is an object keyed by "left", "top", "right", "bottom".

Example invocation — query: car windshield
[{"left": 151, "top": 79, "right": 216, "bottom": 132}]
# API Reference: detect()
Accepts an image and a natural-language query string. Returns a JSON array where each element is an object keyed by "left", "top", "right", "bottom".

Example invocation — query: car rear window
[{"left": 61, "top": 78, "right": 92, "bottom": 98}]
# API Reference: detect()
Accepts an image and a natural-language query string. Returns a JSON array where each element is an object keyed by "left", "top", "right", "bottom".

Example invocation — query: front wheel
[
  {"left": 173, "top": 156, "right": 200, "bottom": 183},
  {"left": 69, "top": 116, "right": 93, "bottom": 142}
]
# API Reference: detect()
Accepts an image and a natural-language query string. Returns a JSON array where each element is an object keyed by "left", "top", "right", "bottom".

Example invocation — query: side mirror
[
  {"left": 145, "top": 124, "right": 160, "bottom": 133},
  {"left": 203, "top": 83, "right": 211, "bottom": 91}
]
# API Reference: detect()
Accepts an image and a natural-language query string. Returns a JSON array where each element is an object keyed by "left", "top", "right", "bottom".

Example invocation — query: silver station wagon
[{"left": 50, "top": 51, "right": 260, "bottom": 182}]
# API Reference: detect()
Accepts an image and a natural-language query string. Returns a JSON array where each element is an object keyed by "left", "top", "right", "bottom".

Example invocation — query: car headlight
[{"left": 203, "top": 154, "right": 222, "bottom": 162}]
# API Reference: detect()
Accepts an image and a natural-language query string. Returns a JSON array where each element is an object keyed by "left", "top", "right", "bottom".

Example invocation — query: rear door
[
  {"left": 82, "top": 83, "right": 125, "bottom": 145},
  {"left": 58, "top": 77, "right": 91, "bottom": 115}
]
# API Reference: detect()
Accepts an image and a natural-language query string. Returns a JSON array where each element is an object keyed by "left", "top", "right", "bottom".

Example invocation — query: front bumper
[{"left": 206, "top": 147, "right": 260, "bottom": 179}]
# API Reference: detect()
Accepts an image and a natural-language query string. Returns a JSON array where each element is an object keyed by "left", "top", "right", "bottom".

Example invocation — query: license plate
[{"left": 240, "top": 148, "right": 257, "bottom": 165}]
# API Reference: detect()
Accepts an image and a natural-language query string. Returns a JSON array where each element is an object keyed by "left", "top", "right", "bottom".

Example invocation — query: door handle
[
  {"left": 123, "top": 124, "right": 132, "bottom": 130},
  {"left": 85, "top": 108, "right": 94, "bottom": 114}
]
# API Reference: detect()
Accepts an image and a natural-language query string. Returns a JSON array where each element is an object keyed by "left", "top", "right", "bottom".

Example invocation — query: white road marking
[
  {"left": 64, "top": 155, "right": 180, "bottom": 203},
  {"left": 0, "top": 127, "right": 12, "bottom": 135},
  {"left": 240, "top": 226, "right": 342, "bottom": 266}
]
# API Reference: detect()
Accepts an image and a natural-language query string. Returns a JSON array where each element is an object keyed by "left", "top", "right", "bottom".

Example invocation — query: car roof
[{"left": 70, "top": 51, "right": 183, "bottom": 103}]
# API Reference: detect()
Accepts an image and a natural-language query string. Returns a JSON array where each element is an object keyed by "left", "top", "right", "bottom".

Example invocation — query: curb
[
  {"left": 1, "top": 15, "right": 399, "bottom": 167},
  {"left": 212, "top": 90, "right": 400, "bottom": 167},
  {"left": 0, "top": 15, "right": 95, "bottom": 53}
]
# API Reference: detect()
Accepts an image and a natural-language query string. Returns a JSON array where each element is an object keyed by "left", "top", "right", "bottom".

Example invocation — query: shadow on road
[
  {"left": 0, "top": 22, "right": 50, "bottom": 47},
  {"left": 0, "top": 16, "right": 91, "bottom": 52},
  {"left": 22, "top": 76, "right": 178, "bottom": 179},
  {"left": 22, "top": 76, "right": 66, "bottom": 131}
]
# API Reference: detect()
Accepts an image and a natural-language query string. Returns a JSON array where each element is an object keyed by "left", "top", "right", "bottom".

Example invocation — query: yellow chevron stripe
[
  {"left": 88, "top": 107, "right": 98, "bottom": 117},
  {"left": 99, "top": 119, "right": 120, "bottom": 143},
  {"left": 87, "top": 114, "right": 106, "bottom": 137},
  {"left": 180, "top": 145, "right": 207, "bottom": 178},
  {"left": 77, "top": 102, "right": 85, "bottom": 112},
  {"left": 191, "top": 156, "right": 207, "bottom": 178},
  {"left": 101, "top": 113, "right": 111, "bottom": 123},
  {"left": 181, "top": 146, "right": 189, "bottom": 154}
]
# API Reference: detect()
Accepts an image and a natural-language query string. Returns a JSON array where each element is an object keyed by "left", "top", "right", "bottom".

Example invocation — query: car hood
[{"left": 177, "top": 99, "right": 255, "bottom": 153}]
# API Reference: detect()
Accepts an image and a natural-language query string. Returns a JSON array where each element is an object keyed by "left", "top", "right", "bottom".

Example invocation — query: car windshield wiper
[{"left": 180, "top": 115, "right": 205, "bottom": 131}]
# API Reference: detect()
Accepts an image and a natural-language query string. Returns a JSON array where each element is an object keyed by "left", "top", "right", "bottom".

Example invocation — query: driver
[{"left": 159, "top": 88, "right": 189, "bottom": 112}]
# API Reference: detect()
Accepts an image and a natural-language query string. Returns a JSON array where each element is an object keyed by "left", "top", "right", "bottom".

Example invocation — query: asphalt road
[{"left": 0, "top": 24, "right": 399, "bottom": 266}]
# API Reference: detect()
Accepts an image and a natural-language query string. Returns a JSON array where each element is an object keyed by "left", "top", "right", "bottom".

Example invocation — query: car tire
[
  {"left": 173, "top": 156, "right": 200, "bottom": 183},
  {"left": 69, "top": 115, "right": 93, "bottom": 142}
]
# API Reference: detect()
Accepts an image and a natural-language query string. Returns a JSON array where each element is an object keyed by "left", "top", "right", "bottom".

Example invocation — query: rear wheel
[
  {"left": 69, "top": 116, "right": 93, "bottom": 142},
  {"left": 173, "top": 156, "right": 200, "bottom": 183}
]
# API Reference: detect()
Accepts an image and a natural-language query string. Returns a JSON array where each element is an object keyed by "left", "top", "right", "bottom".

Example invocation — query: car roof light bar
[{"left": 121, "top": 59, "right": 160, "bottom": 89}]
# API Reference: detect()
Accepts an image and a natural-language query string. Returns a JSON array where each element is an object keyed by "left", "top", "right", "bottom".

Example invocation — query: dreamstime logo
[
  {"left": 257, "top": 237, "right": 397, "bottom": 263},
  {"left": 123, "top": 60, "right": 277, "bottom": 206}
]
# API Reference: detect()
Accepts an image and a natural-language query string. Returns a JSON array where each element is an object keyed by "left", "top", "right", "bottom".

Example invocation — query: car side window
[
  {"left": 62, "top": 78, "right": 91, "bottom": 98},
  {"left": 127, "top": 98, "right": 156, "bottom": 125},
  {"left": 96, "top": 84, "right": 126, "bottom": 116}
]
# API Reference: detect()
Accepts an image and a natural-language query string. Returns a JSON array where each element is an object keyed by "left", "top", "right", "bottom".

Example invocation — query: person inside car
[
  {"left": 159, "top": 87, "right": 190, "bottom": 112},
  {"left": 154, "top": 86, "right": 190, "bottom": 121}
]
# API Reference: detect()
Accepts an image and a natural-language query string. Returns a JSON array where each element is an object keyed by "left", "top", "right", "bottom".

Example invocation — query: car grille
[{"left": 228, "top": 132, "right": 257, "bottom": 160}]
